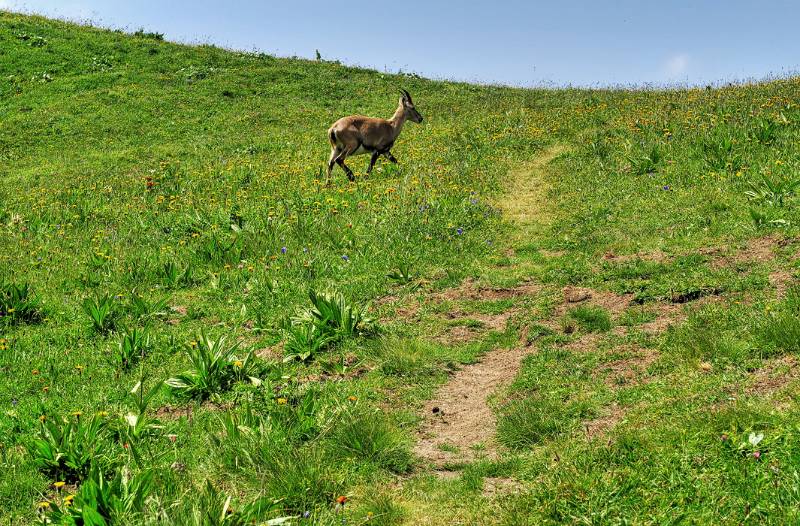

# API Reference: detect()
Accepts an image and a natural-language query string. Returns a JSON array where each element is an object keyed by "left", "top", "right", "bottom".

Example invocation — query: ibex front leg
[{"left": 366, "top": 151, "right": 380, "bottom": 175}]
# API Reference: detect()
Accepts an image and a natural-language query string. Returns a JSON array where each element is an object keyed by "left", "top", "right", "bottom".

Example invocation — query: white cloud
[{"left": 664, "top": 53, "right": 690, "bottom": 79}]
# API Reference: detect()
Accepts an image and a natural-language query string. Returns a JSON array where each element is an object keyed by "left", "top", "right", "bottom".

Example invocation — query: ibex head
[{"left": 399, "top": 89, "right": 423, "bottom": 123}]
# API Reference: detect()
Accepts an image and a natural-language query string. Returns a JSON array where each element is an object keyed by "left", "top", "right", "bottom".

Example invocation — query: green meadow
[{"left": 3, "top": 11, "right": 800, "bottom": 525}]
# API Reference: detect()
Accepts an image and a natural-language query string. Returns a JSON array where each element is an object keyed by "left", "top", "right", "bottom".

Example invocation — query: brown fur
[{"left": 326, "top": 90, "right": 422, "bottom": 183}]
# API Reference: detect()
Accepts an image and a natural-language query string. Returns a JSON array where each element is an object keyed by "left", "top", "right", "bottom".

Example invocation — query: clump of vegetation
[
  {"left": 283, "top": 289, "right": 374, "bottom": 361},
  {"left": 568, "top": 305, "right": 612, "bottom": 332},
  {"left": 0, "top": 281, "right": 43, "bottom": 325},
  {"left": 26, "top": 415, "right": 117, "bottom": 483},
  {"left": 82, "top": 293, "right": 117, "bottom": 333},
  {"left": 116, "top": 327, "right": 151, "bottom": 370},
  {"left": 166, "top": 332, "right": 258, "bottom": 400},
  {"left": 329, "top": 409, "right": 413, "bottom": 474}
]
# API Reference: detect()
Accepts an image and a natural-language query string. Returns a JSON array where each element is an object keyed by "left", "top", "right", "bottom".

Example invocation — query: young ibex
[{"left": 326, "top": 89, "right": 423, "bottom": 183}]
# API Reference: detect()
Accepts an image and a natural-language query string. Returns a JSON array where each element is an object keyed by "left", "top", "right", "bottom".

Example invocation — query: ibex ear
[{"left": 401, "top": 89, "right": 413, "bottom": 104}]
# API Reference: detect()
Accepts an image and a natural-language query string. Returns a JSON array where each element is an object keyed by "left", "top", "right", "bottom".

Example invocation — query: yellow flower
[
  {"left": 276, "top": 398, "right": 288, "bottom": 405},
  {"left": 37, "top": 501, "right": 50, "bottom": 509},
  {"left": 70, "top": 411, "right": 82, "bottom": 417},
  {"left": 347, "top": 396, "right": 358, "bottom": 402},
  {"left": 63, "top": 495, "right": 74, "bottom": 506},
  {"left": 53, "top": 481, "right": 66, "bottom": 489},
  {"left": 96, "top": 411, "right": 108, "bottom": 417},
  {"left": 233, "top": 360, "right": 243, "bottom": 368}
]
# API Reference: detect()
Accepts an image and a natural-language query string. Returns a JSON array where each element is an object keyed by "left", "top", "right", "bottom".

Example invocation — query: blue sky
[{"left": 3, "top": 0, "right": 799, "bottom": 87}]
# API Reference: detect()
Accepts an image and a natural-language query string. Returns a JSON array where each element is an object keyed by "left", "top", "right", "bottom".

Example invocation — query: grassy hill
[{"left": 3, "top": 10, "right": 800, "bottom": 525}]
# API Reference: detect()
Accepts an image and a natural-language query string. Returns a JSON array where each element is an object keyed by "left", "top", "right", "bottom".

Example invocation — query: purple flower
[
  {"left": 662, "top": 185, "right": 671, "bottom": 191},
  {"left": 456, "top": 228, "right": 463, "bottom": 235},
  {"left": 281, "top": 246, "right": 287, "bottom": 254},
  {"left": 342, "top": 255, "right": 349, "bottom": 261},
  {"left": 303, "top": 511, "right": 310, "bottom": 519}
]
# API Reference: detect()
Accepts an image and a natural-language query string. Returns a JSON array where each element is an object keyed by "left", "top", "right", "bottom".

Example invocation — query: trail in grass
[{"left": 413, "top": 144, "right": 567, "bottom": 470}]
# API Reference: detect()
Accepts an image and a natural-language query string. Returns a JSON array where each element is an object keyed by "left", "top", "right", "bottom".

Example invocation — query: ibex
[{"left": 326, "top": 89, "right": 423, "bottom": 183}]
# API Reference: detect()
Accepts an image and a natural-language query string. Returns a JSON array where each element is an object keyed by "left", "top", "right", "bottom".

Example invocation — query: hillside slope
[{"left": 3, "top": 11, "right": 800, "bottom": 525}]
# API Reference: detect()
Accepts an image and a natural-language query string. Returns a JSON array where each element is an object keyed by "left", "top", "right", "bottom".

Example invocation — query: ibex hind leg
[
  {"left": 335, "top": 150, "right": 355, "bottom": 182},
  {"left": 326, "top": 146, "right": 343, "bottom": 186}
]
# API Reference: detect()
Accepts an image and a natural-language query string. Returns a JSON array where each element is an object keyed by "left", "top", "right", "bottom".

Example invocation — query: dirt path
[
  {"left": 499, "top": 144, "right": 569, "bottom": 233},
  {"left": 414, "top": 145, "right": 566, "bottom": 469},
  {"left": 414, "top": 346, "right": 530, "bottom": 466}
]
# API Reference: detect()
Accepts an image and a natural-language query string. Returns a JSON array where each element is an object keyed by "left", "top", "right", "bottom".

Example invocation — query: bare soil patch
[
  {"left": 482, "top": 477, "right": 524, "bottom": 498},
  {"left": 434, "top": 278, "right": 540, "bottom": 303},
  {"left": 414, "top": 346, "right": 532, "bottom": 467},
  {"left": 602, "top": 250, "right": 670, "bottom": 264},
  {"left": 560, "top": 286, "right": 633, "bottom": 317},
  {"left": 710, "top": 234, "right": 783, "bottom": 269},
  {"left": 153, "top": 404, "right": 194, "bottom": 421},
  {"left": 584, "top": 403, "right": 626, "bottom": 439},
  {"left": 769, "top": 270, "right": 796, "bottom": 299},
  {"left": 748, "top": 355, "right": 800, "bottom": 396},
  {"left": 597, "top": 346, "right": 660, "bottom": 387}
]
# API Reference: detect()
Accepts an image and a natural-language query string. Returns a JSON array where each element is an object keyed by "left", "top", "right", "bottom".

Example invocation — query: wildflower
[
  {"left": 456, "top": 228, "right": 463, "bottom": 235},
  {"left": 233, "top": 360, "right": 243, "bottom": 368},
  {"left": 53, "top": 481, "right": 66, "bottom": 489},
  {"left": 303, "top": 511, "right": 311, "bottom": 518},
  {"left": 32, "top": 369, "right": 40, "bottom": 376},
  {"left": 70, "top": 411, "right": 82, "bottom": 418},
  {"left": 753, "top": 450, "right": 762, "bottom": 459},
  {"left": 347, "top": 395, "right": 357, "bottom": 402},
  {"left": 336, "top": 495, "right": 348, "bottom": 506},
  {"left": 42, "top": 386, "right": 49, "bottom": 393},
  {"left": 39, "top": 415, "right": 46, "bottom": 422},
  {"left": 96, "top": 411, "right": 108, "bottom": 417},
  {"left": 276, "top": 398, "right": 288, "bottom": 405},
  {"left": 281, "top": 246, "right": 287, "bottom": 254},
  {"left": 37, "top": 501, "right": 50, "bottom": 509},
  {"left": 63, "top": 495, "right": 74, "bottom": 506},
  {"left": 341, "top": 255, "right": 349, "bottom": 262}
]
